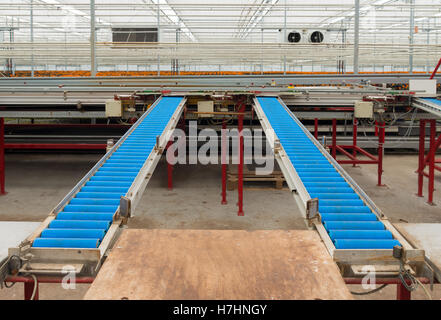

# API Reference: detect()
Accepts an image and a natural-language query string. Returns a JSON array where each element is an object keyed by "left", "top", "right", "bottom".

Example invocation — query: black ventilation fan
[
  {"left": 287, "top": 31, "right": 301, "bottom": 43},
  {"left": 310, "top": 31, "right": 324, "bottom": 43}
]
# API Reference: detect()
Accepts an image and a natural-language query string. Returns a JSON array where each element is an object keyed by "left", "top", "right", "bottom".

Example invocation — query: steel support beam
[
  {"left": 409, "top": 0, "right": 415, "bottom": 74},
  {"left": 30, "top": 0, "right": 34, "bottom": 77},
  {"left": 90, "top": 0, "right": 97, "bottom": 77},
  {"left": 353, "top": 0, "right": 360, "bottom": 74}
]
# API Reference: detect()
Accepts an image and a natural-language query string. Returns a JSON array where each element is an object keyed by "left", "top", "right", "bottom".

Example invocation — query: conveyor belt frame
[
  {"left": 412, "top": 97, "right": 441, "bottom": 118},
  {"left": 8, "top": 96, "right": 187, "bottom": 275},
  {"left": 253, "top": 96, "right": 424, "bottom": 269}
]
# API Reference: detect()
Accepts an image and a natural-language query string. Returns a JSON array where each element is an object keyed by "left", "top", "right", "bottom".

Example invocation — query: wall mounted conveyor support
[
  {"left": 8, "top": 96, "right": 186, "bottom": 276},
  {"left": 253, "top": 96, "right": 424, "bottom": 270},
  {"left": 412, "top": 97, "right": 441, "bottom": 119}
]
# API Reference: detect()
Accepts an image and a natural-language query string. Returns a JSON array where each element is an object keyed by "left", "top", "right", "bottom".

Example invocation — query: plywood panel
[{"left": 85, "top": 229, "right": 352, "bottom": 300}]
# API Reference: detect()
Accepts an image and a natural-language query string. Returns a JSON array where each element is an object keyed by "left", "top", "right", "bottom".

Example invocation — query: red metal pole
[
  {"left": 417, "top": 120, "right": 426, "bottom": 197},
  {"left": 377, "top": 121, "right": 385, "bottom": 186},
  {"left": 428, "top": 120, "right": 436, "bottom": 205},
  {"left": 238, "top": 103, "right": 245, "bottom": 216},
  {"left": 5, "top": 143, "right": 106, "bottom": 150},
  {"left": 221, "top": 120, "right": 227, "bottom": 205},
  {"left": 24, "top": 281, "right": 39, "bottom": 300},
  {"left": 374, "top": 121, "right": 378, "bottom": 136},
  {"left": 332, "top": 118, "right": 337, "bottom": 159},
  {"left": 396, "top": 283, "right": 411, "bottom": 300},
  {"left": 5, "top": 275, "right": 94, "bottom": 300},
  {"left": 314, "top": 118, "right": 318, "bottom": 140},
  {"left": 430, "top": 57, "right": 441, "bottom": 79},
  {"left": 0, "top": 118, "right": 5, "bottom": 195},
  {"left": 352, "top": 118, "right": 358, "bottom": 167}
]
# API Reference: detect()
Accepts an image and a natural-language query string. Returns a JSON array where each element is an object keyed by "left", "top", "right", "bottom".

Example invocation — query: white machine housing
[{"left": 409, "top": 79, "right": 437, "bottom": 97}]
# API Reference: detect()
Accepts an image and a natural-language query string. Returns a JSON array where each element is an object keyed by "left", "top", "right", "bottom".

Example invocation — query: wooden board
[
  {"left": 85, "top": 229, "right": 352, "bottom": 300},
  {"left": 395, "top": 223, "right": 441, "bottom": 282}
]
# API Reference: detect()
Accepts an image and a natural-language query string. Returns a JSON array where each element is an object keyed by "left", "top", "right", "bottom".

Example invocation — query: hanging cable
[{"left": 350, "top": 284, "right": 388, "bottom": 296}]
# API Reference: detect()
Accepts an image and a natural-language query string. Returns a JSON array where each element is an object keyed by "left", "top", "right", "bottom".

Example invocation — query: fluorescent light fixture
[
  {"left": 38, "top": 0, "right": 111, "bottom": 26},
  {"left": 328, "top": 16, "right": 345, "bottom": 24},
  {"left": 151, "top": 0, "right": 197, "bottom": 42},
  {"left": 238, "top": 0, "right": 279, "bottom": 39},
  {"left": 373, "top": 0, "right": 390, "bottom": 5}
]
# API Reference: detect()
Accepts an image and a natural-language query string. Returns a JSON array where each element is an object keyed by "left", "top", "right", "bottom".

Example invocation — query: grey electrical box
[{"left": 354, "top": 101, "right": 374, "bottom": 119}]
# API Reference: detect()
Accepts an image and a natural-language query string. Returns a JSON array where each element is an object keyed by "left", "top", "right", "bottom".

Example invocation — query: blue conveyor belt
[
  {"left": 257, "top": 97, "right": 400, "bottom": 250},
  {"left": 422, "top": 98, "right": 441, "bottom": 106},
  {"left": 33, "top": 96, "right": 184, "bottom": 249}
]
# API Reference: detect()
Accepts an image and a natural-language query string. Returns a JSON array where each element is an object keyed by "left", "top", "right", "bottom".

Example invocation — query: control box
[
  {"left": 105, "top": 99, "right": 123, "bottom": 117},
  {"left": 354, "top": 101, "right": 374, "bottom": 119},
  {"left": 197, "top": 101, "right": 214, "bottom": 118}
]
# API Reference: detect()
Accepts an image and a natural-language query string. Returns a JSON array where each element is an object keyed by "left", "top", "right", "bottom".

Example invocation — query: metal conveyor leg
[
  {"left": 428, "top": 120, "right": 436, "bottom": 205},
  {"left": 0, "top": 118, "right": 5, "bottom": 195},
  {"left": 417, "top": 120, "right": 426, "bottom": 197},
  {"left": 167, "top": 140, "right": 173, "bottom": 191},
  {"left": 221, "top": 120, "right": 227, "bottom": 205},
  {"left": 24, "top": 281, "right": 39, "bottom": 300},
  {"left": 377, "top": 121, "right": 385, "bottom": 187},
  {"left": 238, "top": 113, "right": 244, "bottom": 216},
  {"left": 396, "top": 283, "right": 411, "bottom": 300},
  {"left": 352, "top": 118, "right": 358, "bottom": 167},
  {"left": 332, "top": 118, "right": 337, "bottom": 159}
]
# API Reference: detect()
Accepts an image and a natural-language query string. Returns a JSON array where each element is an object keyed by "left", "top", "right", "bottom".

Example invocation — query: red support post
[
  {"left": 221, "top": 120, "right": 227, "bottom": 205},
  {"left": 430, "top": 57, "right": 441, "bottom": 79},
  {"left": 332, "top": 118, "right": 337, "bottom": 159},
  {"left": 428, "top": 120, "right": 436, "bottom": 205},
  {"left": 417, "top": 120, "right": 426, "bottom": 197},
  {"left": 0, "top": 118, "right": 5, "bottom": 195},
  {"left": 314, "top": 118, "right": 318, "bottom": 140},
  {"left": 238, "top": 103, "right": 245, "bottom": 216},
  {"left": 377, "top": 121, "right": 386, "bottom": 186},
  {"left": 352, "top": 118, "right": 358, "bottom": 167},
  {"left": 24, "top": 281, "right": 39, "bottom": 300},
  {"left": 396, "top": 283, "right": 411, "bottom": 300},
  {"left": 374, "top": 121, "right": 378, "bottom": 137}
]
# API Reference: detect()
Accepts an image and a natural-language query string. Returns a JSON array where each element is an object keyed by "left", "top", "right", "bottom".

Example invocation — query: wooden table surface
[{"left": 85, "top": 229, "right": 352, "bottom": 300}]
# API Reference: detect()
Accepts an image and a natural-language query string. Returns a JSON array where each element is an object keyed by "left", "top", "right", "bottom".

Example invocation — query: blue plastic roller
[
  {"left": 324, "top": 221, "right": 385, "bottom": 230},
  {"left": 49, "top": 220, "right": 111, "bottom": 230},
  {"left": 33, "top": 238, "right": 100, "bottom": 248},
  {"left": 319, "top": 206, "right": 372, "bottom": 213},
  {"left": 329, "top": 230, "right": 393, "bottom": 240},
  {"left": 70, "top": 198, "right": 120, "bottom": 205},
  {"left": 334, "top": 239, "right": 401, "bottom": 249},
  {"left": 310, "top": 193, "right": 360, "bottom": 200},
  {"left": 75, "top": 192, "right": 122, "bottom": 199},
  {"left": 63, "top": 204, "right": 118, "bottom": 212},
  {"left": 41, "top": 228, "right": 106, "bottom": 240},
  {"left": 57, "top": 212, "right": 114, "bottom": 221},
  {"left": 320, "top": 213, "right": 378, "bottom": 221},
  {"left": 80, "top": 186, "right": 129, "bottom": 193},
  {"left": 320, "top": 199, "right": 364, "bottom": 206}
]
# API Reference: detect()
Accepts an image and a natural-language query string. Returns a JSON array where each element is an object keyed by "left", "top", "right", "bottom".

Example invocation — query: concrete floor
[{"left": 0, "top": 152, "right": 440, "bottom": 300}]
